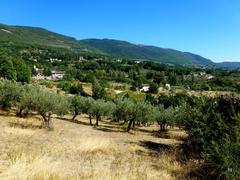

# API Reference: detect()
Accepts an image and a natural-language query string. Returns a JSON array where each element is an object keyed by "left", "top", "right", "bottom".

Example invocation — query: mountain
[
  {"left": 80, "top": 39, "right": 215, "bottom": 66},
  {"left": 217, "top": 62, "right": 240, "bottom": 69},
  {"left": 0, "top": 24, "right": 90, "bottom": 51},
  {"left": 1, "top": 23, "right": 239, "bottom": 68}
]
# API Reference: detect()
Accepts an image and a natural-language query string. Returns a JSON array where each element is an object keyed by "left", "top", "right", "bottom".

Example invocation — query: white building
[
  {"left": 140, "top": 85, "right": 150, "bottom": 92},
  {"left": 165, "top": 84, "right": 171, "bottom": 91},
  {"left": 50, "top": 71, "right": 65, "bottom": 80},
  {"left": 49, "top": 58, "right": 62, "bottom": 63}
]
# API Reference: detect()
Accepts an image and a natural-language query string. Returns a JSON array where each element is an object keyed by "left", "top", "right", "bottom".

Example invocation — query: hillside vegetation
[
  {"left": 81, "top": 39, "right": 215, "bottom": 66},
  {"left": 2, "top": 23, "right": 239, "bottom": 67},
  {"left": 0, "top": 79, "right": 239, "bottom": 179},
  {"left": 0, "top": 24, "right": 91, "bottom": 51}
]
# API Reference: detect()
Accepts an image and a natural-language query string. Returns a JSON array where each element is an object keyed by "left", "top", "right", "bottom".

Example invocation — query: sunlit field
[{"left": 0, "top": 110, "right": 192, "bottom": 180}]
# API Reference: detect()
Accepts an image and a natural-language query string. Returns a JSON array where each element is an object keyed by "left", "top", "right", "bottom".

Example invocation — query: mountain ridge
[
  {"left": 1, "top": 23, "right": 240, "bottom": 68},
  {"left": 80, "top": 38, "right": 215, "bottom": 66}
]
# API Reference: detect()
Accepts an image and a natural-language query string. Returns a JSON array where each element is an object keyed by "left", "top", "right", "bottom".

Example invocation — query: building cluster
[
  {"left": 49, "top": 58, "right": 62, "bottom": 63},
  {"left": 33, "top": 66, "right": 65, "bottom": 80},
  {"left": 185, "top": 72, "right": 214, "bottom": 80}
]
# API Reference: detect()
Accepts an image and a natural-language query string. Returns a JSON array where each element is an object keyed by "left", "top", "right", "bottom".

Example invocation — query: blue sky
[{"left": 0, "top": 0, "right": 240, "bottom": 62}]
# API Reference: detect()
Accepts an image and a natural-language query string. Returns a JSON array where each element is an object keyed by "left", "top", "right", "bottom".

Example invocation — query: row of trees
[{"left": 0, "top": 79, "right": 177, "bottom": 131}]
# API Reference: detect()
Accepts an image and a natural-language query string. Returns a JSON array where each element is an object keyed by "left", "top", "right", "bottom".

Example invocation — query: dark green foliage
[
  {"left": 153, "top": 72, "right": 165, "bottom": 84},
  {"left": 69, "top": 84, "right": 84, "bottom": 95},
  {"left": 0, "top": 56, "right": 16, "bottom": 80},
  {"left": 43, "top": 67, "right": 51, "bottom": 76},
  {"left": 149, "top": 82, "right": 159, "bottom": 94},
  {"left": 0, "top": 54, "right": 31, "bottom": 83},
  {"left": 167, "top": 72, "right": 177, "bottom": 85},
  {"left": 92, "top": 80, "right": 107, "bottom": 100},
  {"left": 59, "top": 81, "right": 71, "bottom": 92},
  {"left": 145, "top": 93, "right": 157, "bottom": 105},
  {"left": 158, "top": 93, "right": 195, "bottom": 108},
  {"left": 178, "top": 95, "right": 240, "bottom": 179},
  {"left": 12, "top": 57, "right": 31, "bottom": 83}
]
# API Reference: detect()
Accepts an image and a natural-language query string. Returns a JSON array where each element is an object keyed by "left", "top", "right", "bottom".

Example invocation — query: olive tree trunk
[
  {"left": 89, "top": 115, "right": 92, "bottom": 126},
  {"left": 95, "top": 114, "right": 100, "bottom": 126},
  {"left": 127, "top": 118, "right": 135, "bottom": 132},
  {"left": 40, "top": 112, "right": 52, "bottom": 128}
]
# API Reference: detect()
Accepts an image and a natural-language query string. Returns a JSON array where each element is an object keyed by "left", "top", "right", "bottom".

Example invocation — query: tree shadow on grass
[
  {"left": 138, "top": 140, "right": 173, "bottom": 156},
  {"left": 56, "top": 117, "right": 90, "bottom": 126},
  {"left": 94, "top": 125, "right": 125, "bottom": 133}
]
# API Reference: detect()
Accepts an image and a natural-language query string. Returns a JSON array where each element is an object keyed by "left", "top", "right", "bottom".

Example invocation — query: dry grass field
[{"left": 0, "top": 110, "right": 193, "bottom": 180}]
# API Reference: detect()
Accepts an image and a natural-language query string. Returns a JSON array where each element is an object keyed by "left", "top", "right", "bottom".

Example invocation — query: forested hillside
[{"left": 2, "top": 23, "right": 238, "bottom": 67}]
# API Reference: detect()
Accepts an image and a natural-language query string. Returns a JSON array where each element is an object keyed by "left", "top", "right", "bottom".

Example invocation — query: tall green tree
[
  {"left": 92, "top": 79, "right": 106, "bottom": 100},
  {"left": 0, "top": 56, "right": 16, "bottom": 80},
  {"left": 12, "top": 57, "right": 31, "bottom": 83}
]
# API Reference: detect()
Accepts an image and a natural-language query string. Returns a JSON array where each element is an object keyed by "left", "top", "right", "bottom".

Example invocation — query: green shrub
[{"left": 178, "top": 95, "right": 240, "bottom": 179}]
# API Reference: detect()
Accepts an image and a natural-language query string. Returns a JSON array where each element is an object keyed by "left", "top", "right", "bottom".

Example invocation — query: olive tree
[
  {"left": 70, "top": 95, "right": 86, "bottom": 121},
  {"left": 82, "top": 97, "right": 95, "bottom": 125},
  {"left": 92, "top": 99, "right": 115, "bottom": 126},
  {"left": 31, "top": 90, "right": 60, "bottom": 128},
  {"left": 112, "top": 98, "right": 133, "bottom": 123},
  {"left": 0, "top": 80, "right": 21, "bottom": 110},
  {"left": 126, "top": 101, "right": 155, "bottom": 132},
  {"left": 155, "top": 105, "right": 176, "bottom": 132},
  {"left": 15, "top": 85, "right": 38, "bottom": 117},
  {"left": 55, "top": 95, "right": 70, "bottom": 118}
]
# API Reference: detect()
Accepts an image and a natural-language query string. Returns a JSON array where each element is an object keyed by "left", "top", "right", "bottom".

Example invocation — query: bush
[
  {"left": 59, "top": 81, "right": 71, "bottom": 92},
  {"left": 149, "top": 82, "right": 159, "bottom": 94},
  {"left": 178, "top": 95, "right": 240, "bottom": 179},
  {"left": 69, "top": 84, "right": 84, "bottom": 95}
]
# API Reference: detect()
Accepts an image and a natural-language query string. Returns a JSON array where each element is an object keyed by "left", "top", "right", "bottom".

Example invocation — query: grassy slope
[{"left": 0, "top": 110, "right": 189, "bottom": 180}]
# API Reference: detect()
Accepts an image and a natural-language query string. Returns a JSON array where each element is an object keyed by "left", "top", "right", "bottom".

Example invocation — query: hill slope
[
  {"left": 0, "top": 24, "right": 90, "bottom": 51},
  {"left": 81, "top": 39, "right": 215, "bottom": 66},
  {"left": 217, "top": 62, "right": 240, "bottom": 69},
  {"left": 1, "top": 23, "right": 239, "bottom": 68}
]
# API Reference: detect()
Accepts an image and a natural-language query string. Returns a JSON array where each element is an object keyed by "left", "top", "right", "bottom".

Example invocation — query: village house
[
  {"left": 165, "top": 84, "right": 171, "bottom": 91},
  {"left": 79, "top": 56, "right": 85, "bottom": 61},
  {"left": 48, "top": 71, "right": 65, "bottom": 80},
  {"left": 140, "top": 84, "right": 150, "bottom": 92}
]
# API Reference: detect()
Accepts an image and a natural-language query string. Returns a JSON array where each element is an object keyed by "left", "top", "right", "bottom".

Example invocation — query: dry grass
[{"left": 0, "top": 112, "right": 188, "bottom": 180}]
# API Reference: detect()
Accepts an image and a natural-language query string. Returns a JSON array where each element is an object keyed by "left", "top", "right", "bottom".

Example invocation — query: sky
[{"left": 0, "top": 0, "right": 240, "bottom": 62}]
